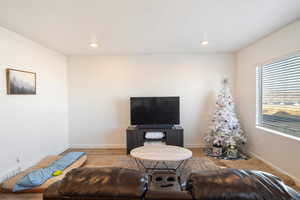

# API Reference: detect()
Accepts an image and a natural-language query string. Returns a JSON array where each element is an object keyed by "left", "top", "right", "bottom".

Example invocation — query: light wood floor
[{"left": 1, "top": 148, "right": 299, "bottom": 199}]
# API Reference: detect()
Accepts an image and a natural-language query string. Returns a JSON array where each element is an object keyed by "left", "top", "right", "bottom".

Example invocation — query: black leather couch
[{"left": 43, "top": 167, "right": 300, "bottom": 200}]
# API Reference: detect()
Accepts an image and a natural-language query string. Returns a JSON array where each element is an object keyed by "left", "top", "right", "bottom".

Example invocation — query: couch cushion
[
  {"left": 43, "top": 181, "right": 65, "bottom": 200},
  {"left": 187, "top": 168, "right": 300, "bottom": 200},
  {"left": 58, "top": 167, "right": 148, "bottom": 198}
]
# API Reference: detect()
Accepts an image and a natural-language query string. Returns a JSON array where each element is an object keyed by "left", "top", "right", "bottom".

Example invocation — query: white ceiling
[{"left": 0, "top": 0, "right": 300, "bottom": 55}]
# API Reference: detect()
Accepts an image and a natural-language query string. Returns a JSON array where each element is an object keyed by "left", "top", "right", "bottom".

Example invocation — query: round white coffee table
[{"left": 130, "top": 145, "right": 192, "bottom": 174}]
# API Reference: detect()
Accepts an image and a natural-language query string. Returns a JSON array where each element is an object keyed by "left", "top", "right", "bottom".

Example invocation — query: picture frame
[{"left": 6, "top": 68, "right": 36, "bottom": 95}]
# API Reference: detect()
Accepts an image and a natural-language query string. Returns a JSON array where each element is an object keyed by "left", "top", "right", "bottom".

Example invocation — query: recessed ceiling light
[
  {"left": 90, "top": 43, "right": 98, "bottom": 48},
  {"left": 201, "top": 40, "right": 209, "bottom": 46}
]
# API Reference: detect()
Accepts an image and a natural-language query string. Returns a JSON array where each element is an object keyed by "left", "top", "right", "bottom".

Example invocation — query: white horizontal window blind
[{"left": 256, "top": 55, "right": 300, "bottom": 139}]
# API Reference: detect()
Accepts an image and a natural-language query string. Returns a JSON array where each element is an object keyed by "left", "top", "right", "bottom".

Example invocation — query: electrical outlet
[{"left": 16, "top": 157, "right": 20, "bottom": 164}]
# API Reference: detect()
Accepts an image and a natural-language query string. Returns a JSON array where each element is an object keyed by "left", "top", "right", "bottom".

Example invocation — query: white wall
[
  {"left": 67, "top": 54, "right": 235, "bottom": 148},
  {"left": 236, "top": 19, "right": 300, "bottom": 181},
  {"left": 0, "top": 26, "right": 69, "bottom": 180}
]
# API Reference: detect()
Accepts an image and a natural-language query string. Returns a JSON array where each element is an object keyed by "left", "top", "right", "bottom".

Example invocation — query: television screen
[{"left": 130, "top": 97, "right": 180, "bottom": 125}]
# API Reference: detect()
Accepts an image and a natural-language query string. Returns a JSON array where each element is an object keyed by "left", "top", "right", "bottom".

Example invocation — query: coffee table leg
[
  {"left": 177, "top": 159, "right": 189, "bottom": 177},
  {"left": 175, "top": 160, "right": 185, "bottom": 171},
  {"left": 162, "top": 161, "right": 170, "bottom": 170},
  {"left": 134, "top": 158, "right": 146, "bottom": 172},
  {"left": 134, "top": 158, "right": 161, "bottom": 174},
  {"left": 134, "top": 158, "right": 189, "bottom": 176},
  {"left": 152, "top": 161, "right": 160, "bottom": 170}
]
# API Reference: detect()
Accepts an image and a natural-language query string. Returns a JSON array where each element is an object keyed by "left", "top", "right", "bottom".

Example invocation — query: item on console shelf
[
  {"left": 144, "top": 141, "right": 166, "bottom": 146},
  {"left": 145, "top": 132, "right": 165, "bottom": 139}
]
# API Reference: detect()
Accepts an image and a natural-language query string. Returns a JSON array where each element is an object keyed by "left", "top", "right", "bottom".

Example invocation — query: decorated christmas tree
[{"left": 204, "top": 79, "right": 246, "bottom": 150}]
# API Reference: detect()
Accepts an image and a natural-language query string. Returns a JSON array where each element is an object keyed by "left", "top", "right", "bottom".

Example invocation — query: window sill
[{"left": 256, "top": 126, "right": 300, "bottom": 142}]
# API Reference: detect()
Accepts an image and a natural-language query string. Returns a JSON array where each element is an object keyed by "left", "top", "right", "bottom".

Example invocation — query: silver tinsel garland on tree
[{"left": 204, "top": 79, "right": 247, "bottom": 148}]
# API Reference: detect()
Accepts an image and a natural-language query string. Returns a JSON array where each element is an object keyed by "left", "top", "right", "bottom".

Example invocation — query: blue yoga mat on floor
[{"left": 13, "top": 152, "right": 85, "bottom": 192}]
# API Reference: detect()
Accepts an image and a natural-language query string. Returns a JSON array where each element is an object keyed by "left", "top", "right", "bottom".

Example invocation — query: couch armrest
[{"left": 43, "top": 181, "right": 66, "bottom": 200}]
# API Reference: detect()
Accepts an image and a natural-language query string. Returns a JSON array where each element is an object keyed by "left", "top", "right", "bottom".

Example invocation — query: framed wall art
[{"left": 6, "top": 68, "right": 36, "bottom": 95}]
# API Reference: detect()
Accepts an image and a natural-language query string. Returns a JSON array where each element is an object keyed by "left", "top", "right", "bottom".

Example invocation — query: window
[{"left": 256, "top": 54, "right": 300, "bottom": 139}]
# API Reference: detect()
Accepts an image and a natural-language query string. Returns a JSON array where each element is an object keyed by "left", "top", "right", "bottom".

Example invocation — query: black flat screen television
[{"left": 130, "top": 97, "right": 180, "bottom": 126}]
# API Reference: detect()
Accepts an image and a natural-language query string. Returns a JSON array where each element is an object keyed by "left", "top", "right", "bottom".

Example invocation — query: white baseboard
[
  {"left": 185, "top": 144, "right": 206, "bottom": 148},
  {"left": 70, "top": 143, "right": 205, "bottom": 149},
  {"left": 70, "top": 144, "right": 126, "bottom": 149},
  {"left": 249, "top": 151, "right": 300, "bottom": 187}
]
